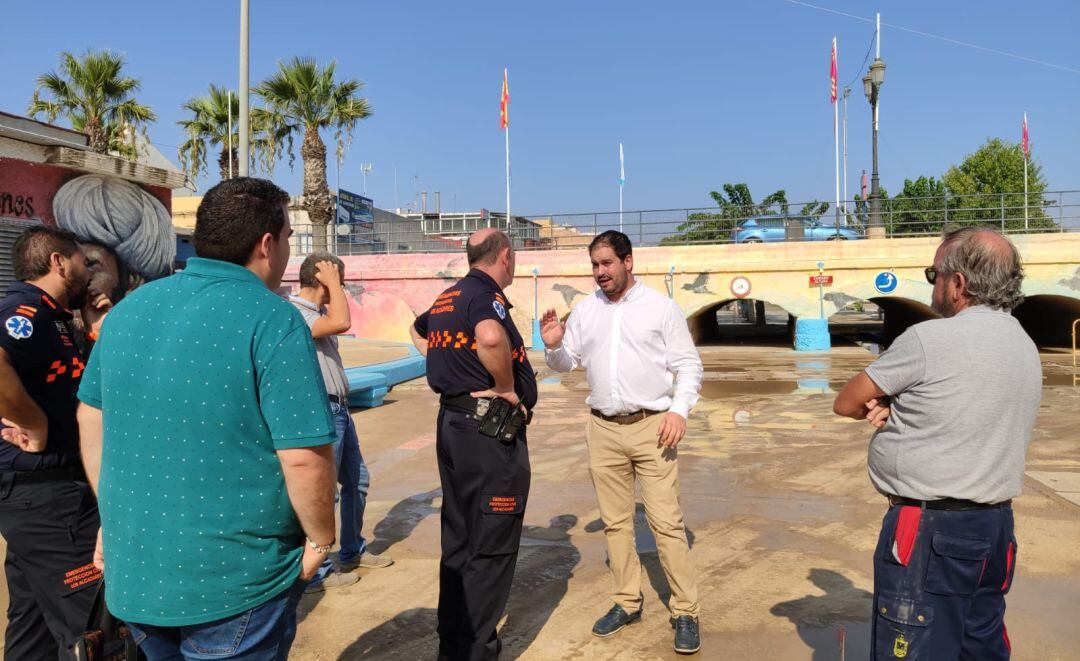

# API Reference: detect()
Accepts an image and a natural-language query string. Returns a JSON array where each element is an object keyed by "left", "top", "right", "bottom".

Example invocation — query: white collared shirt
[{"left": 545, "top": 281, "right": 703, "bottom": 418}]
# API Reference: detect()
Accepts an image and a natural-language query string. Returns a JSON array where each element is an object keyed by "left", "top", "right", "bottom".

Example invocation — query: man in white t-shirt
[{"left": 541, "top": 231, "right": 703, "bottom": 655}]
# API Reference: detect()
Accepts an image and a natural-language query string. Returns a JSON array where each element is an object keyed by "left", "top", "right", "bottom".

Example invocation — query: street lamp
[{"left": 863, "top": 57, "right": 886, "bottom": 237}]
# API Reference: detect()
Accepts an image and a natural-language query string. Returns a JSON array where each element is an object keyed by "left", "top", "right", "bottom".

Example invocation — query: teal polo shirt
[{"left": 78, "top": 257, "right": 336, "bottom": 626}]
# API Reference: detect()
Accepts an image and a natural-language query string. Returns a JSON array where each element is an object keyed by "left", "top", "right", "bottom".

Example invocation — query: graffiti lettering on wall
[
  {"left": 0, "top": 157, "right": 175, "bottom": 283},
  {"left": 0, "top": 192, "right": 36, "bottom": 218}
]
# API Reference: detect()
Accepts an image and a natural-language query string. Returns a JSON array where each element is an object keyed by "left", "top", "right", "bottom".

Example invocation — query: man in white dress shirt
[{"left": 541, "top": 230, "right": 704, "bottom": 655}]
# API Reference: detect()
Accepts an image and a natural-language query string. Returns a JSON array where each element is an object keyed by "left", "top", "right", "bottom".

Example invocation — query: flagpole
[
  {"left": 504, "top": 68, "right": 511, "bottom": 233},
  {"left": 1023, "top": 112, "right": 1029, "bottom": 230},
  {"left": 227, "top": 90, "right": 233, "bottom": 179},
  {"left": 619, "top": 184, "right": 623, "bottom": 232},
  {"left": 619, "top": 142, "right": 624, "bottom": 232},
  {"left": 833, "top": 37, "right": 841, "bottom": 234}
]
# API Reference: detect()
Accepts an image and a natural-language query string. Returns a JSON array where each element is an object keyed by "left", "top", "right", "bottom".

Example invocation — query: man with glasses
[{"left": 834, "top": 228, "right": 1041, "bottom": 660}]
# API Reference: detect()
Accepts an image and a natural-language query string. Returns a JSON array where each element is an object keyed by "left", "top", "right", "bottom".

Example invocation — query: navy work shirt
[
  {"left": 414, "top": 269, "right": 538, "bottom": 410},
  {"left": 0, "top": 282, "right": 85, "bottom": 470}
]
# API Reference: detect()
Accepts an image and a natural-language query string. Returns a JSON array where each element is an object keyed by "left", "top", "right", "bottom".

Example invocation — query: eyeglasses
[{"left": 924, "top": 266, "right": 947, "bottom": 284}]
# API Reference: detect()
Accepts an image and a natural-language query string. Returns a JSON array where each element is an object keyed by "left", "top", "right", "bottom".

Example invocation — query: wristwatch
[{"left": 307, "top": 538, "right": 335, "bottom": 555}]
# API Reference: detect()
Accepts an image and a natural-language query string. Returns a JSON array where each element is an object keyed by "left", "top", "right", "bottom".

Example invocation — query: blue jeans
[
  {"left": 125, "top": 579, "right": 305, "bottom": 660},
  {"left": 311, "top": 401, "right": 369, "bottom": 583}
]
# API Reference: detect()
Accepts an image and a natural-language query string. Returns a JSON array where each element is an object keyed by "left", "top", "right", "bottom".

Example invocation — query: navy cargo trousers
[{"left": 871, "top": 502, "right": 1017, "bottom": 660}]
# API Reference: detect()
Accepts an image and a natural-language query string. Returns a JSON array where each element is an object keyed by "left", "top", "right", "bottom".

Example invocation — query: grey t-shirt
[
  {"left": 864, "top": 305, "right": 1042, "bottom": 503},
  {"left": 288, "top": 295, "right": 350, "bottom": 401}
]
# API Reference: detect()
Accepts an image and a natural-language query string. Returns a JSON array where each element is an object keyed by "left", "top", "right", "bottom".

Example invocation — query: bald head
[
  {"left": 466, "top": 228, "right": 511, "bottom": 267},
  {"left": 938, "top": 227, "right": 1024, "bottom": 311}
]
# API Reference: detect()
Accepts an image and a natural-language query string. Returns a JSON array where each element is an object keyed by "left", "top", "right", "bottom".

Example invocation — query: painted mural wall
[
  {"left": 0, "top": 157, "right": 175, "bottom": 291},
  {"left": 282, "top": 233, "right": 1080, "bottom": 346}
]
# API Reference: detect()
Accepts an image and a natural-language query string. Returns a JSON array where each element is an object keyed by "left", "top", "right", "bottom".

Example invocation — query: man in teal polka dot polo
[{"left": 76, "top": 178, "right": 339, "bottom": 658}]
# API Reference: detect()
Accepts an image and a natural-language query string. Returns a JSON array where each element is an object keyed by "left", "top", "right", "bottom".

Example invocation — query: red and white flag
[
  {"left": 1021, "top": 112, "right": 1029, "bottom": 158},
  {"left": 830, "top": 37, "right": 838, "bottom": 104},
  {"left": 499, "top": 69, "right": 510, "bottom": 130}
]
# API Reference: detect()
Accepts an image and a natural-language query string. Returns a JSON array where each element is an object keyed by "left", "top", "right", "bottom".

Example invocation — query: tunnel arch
[
  {"left": 1012, "top": 294, "right": 1080, "bottom": 348},
  {"left": 687, "top": 298, "right": 796, "bottom": 345}
]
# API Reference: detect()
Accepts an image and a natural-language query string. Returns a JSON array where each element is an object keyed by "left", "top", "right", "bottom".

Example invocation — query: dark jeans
[
  {"left": 436, "top": 406, "right": 530, "bottom": 661},
  {"left": 0, "top": 475, "right": 100, "bottom": 661},
  {"left": 871, "top": 503, "right": 1017, "bottom": 660},
  {"left": 125, "top": 579, "right": 306, "bottom": 660}
]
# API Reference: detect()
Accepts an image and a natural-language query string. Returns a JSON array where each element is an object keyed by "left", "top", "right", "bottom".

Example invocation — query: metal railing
[{"left": 289, "top": 190, "right": 1080, "bottom": 256}]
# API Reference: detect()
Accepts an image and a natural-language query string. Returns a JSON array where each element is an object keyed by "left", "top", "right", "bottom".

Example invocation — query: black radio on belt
[{"left": 476, "top": 397, "right": 526, "bottom": 442}]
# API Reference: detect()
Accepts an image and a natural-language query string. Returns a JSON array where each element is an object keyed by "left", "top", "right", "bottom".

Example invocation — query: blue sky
[{"left": 2, "top": 0, "right": 1077, "bottom": 216}]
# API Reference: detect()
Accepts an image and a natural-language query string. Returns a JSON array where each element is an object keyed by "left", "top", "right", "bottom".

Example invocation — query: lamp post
[{"left": 863, "top": 56, "right": 886, "bottom": 238}]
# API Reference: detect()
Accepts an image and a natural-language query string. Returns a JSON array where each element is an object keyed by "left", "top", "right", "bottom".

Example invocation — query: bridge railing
[{"left": 290, "top": 190, "right": 1080, "bottom": 256}]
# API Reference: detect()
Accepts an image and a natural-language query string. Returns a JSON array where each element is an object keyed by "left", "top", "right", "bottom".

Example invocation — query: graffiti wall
[
  {"left": 282, "top": 233, "right": 1080, "bottom": 347},
  {"left": 0, "top": 157, "right": 175, "bottom": 282}
]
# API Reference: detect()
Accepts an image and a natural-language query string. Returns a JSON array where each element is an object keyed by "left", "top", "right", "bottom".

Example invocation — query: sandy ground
[{"left": 2, "top": 345, "right": 1078, "bottom": 660}]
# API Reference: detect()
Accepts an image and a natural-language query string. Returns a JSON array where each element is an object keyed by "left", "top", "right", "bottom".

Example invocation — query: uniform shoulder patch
[
  {"left": 5, "top": 316, "right": 34, "bottom": 340},
  {"left": 492, "top": 299, "right": 507, "bottom": 320}
]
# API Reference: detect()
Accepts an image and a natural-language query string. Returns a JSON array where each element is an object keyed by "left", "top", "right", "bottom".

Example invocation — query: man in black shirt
[
  {"left": 0, "top": 225, "right": 101, "bottom": 659},
  {"left": 410, "top": 228, "right": 537, "bottom": 661}
]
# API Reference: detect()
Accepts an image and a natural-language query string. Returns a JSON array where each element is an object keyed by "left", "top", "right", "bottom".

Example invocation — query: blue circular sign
[{"left": 874, "top": 271, "right": 898, "bottom": 294}]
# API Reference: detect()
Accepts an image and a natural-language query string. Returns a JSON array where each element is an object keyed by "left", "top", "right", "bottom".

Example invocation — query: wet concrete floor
[
  {"left": 286, "top": 345, "right": 1080, "bottom": 660},
  {"left": 2, "top": 346, "right": 1078, "bottom": 660}
]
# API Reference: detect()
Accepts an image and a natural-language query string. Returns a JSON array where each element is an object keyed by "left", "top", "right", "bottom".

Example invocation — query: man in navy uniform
[
  {"left": 0, "top": 226, "right": 102, "bottom": 659},
  {"left": 410, "top": 228, "right": 537, "bottom": 661}
]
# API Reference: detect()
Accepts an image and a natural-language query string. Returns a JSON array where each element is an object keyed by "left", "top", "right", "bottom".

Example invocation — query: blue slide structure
[{"left": 344, "top": 344, "right": 427, "bottom": 408}]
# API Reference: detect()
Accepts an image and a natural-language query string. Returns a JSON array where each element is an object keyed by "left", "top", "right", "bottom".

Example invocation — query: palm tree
[
  {"left": 178, "top": 85, "right": 239, "bottom": 181},
  {"left": 28, "top": 49, "right": 156, "bottom": 156},
  {"left": 253, "top": 57, "right": 372, "bottom": 252},
  {"left": 178, "top": 85, "right": 286, "bottom": 182}
]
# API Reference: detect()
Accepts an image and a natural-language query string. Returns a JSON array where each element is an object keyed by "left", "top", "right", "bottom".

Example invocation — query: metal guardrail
[
  {"left": 1073, "top": 318, "right": 1080, "bottom": 387},
  {"left": 291, "top": 190, "right": 1080, "bottom": 256}
]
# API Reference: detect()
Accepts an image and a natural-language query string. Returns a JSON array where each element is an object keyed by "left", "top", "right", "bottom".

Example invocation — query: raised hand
[
  {"left": 314, "top": 260, "right": 342, "bottom": 288},
  {"left": 539, "top": 308, "right": 565, "bottom": 349}
]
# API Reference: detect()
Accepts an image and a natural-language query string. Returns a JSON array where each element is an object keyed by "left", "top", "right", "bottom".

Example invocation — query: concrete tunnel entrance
[{"left": 687, "top": 297, "right": 945, "bottom": 351}]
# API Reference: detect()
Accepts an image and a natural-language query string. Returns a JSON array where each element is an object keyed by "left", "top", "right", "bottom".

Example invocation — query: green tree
[
  {"left": 852, "top": 187, "right": 889, "bottom": 228},
  {"left": 886, "top": 175, "right": 947, "bottom": 235},
  {"left": 942, "top": 138, "right": 1052, "bottom": 230},
  {"left": 253, "top": 57, "right": 372, "bottom": 252},
  {"left": 177, "top": 85, "right": 283, "bottom": 182},
  {"left": 28, "top": 49, "right": 156, "bottom": 156}
]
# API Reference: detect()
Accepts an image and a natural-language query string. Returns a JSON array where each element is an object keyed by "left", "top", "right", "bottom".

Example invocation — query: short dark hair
[
  {"left": 193, "top": 177, "right": 290, "bottom": 265},
  {"left": 298, "top": 252, "right": 345, "bottom": 287},
  {"left": 466, "top": 230, "right": 511, "bottom": 266},
  {"left": 589, "top": 230, "right": 632, "bottom": 260},
  {"left": 12, "top": 225, "right": 81, "bottom": 281}
]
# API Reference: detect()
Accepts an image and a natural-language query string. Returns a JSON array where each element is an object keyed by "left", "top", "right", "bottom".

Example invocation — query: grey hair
[{"left": 939, "top": 227, "right": 1024, "bottom": 311}]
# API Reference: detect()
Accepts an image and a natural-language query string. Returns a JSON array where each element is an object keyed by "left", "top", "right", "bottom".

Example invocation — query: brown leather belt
[
  {"left": 888, "top": 495, "right": 1011, "bottom": 511},
  {"left": 590, "top": 408, "right": 663, "bottom": 425}
]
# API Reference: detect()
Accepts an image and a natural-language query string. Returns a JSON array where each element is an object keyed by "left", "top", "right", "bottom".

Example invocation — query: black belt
[
  {"left": 440, "top": 394, "right": 532, "bottom": 424},
  {"left": 590, "top": 408, "right": 663, "bottom": 425},
  {"left": 889, "top": 495, "right": 1011, "bottom": 511},
  {"left": 3, "top": 465, "right": 87, "bottom": 485}
]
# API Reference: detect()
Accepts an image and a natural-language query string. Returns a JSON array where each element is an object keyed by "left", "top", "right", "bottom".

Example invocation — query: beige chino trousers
[{"left": 585, "top": 412, "right": 700, "bottom": 618}]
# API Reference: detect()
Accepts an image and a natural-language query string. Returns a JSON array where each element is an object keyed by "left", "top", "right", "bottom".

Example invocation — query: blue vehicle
[{"left": 732, "top": 215, "right": 862, "bottom": 243}]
